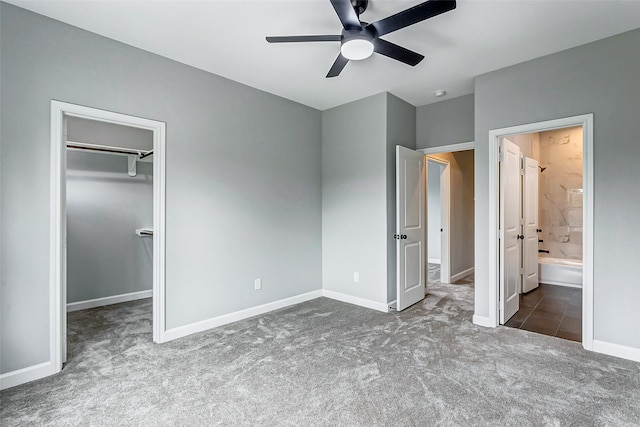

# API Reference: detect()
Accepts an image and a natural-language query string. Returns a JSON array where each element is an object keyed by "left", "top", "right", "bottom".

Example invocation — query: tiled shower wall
[{"left": 538, "top": 126, "right": 583, "bottom": 260}]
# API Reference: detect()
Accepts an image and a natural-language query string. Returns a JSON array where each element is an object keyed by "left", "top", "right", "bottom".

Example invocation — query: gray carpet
[{"left": 2, "top": 270, "right": 639, "bottom": 426}]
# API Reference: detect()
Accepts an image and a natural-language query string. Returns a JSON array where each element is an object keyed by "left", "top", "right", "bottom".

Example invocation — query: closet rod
[{"left": 67, "top": 140, "right": 152, "bottom": 158}]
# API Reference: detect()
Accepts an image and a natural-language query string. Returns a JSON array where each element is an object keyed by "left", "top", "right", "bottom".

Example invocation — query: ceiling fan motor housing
[{"left": 341, "top": 24, "right": 376, "bottom": 43}]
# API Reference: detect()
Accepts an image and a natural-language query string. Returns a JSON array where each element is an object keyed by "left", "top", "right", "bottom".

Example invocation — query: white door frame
[
  {"left": 419, "top": 141, "right": 475, "bottom": 285},
  {"left": 487, "top": 114, "right": 594, "bottom": 350},
  {"left": 50, "top": 101, "right": 167, "bottom": 374},
  {"left": 426, "top": 156, "right": 451, "bottom": 284}
]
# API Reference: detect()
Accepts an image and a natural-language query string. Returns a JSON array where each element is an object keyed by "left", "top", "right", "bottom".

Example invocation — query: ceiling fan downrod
[{"left": 351, "top": 0, "right": 369, "bottom": 18}]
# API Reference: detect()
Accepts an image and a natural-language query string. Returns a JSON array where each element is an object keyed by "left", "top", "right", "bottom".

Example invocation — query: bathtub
[{"left": 538, "top": 256, "right": 583, "bottom": 288}]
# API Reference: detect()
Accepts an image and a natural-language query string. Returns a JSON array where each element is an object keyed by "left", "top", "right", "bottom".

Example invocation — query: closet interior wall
[{"left": 66, "top": 118, "right": 154, "bottom": 305}]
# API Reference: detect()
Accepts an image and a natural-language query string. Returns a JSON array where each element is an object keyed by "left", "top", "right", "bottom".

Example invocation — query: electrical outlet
[
  {"left": 255, "top": 278, "right": 262, "bottom": 290},
  {"left": 353, "top": 272, "right": 359, "bottom": 283}
]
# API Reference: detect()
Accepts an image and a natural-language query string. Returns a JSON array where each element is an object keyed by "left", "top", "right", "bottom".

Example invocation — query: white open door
[
  {"left": 500, "top": 138, "right": 521, "bottom": 323},
  {"left": 522, "top": 157, "right": 539, "bottom": 293},
  {"left": 396, "top": 146, "right": 426, "bottom": 311}
]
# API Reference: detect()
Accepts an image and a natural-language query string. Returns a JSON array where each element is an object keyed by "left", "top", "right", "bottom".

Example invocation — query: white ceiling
[{"left": 8, "top": 0, "right": 640, "bottom": 110}]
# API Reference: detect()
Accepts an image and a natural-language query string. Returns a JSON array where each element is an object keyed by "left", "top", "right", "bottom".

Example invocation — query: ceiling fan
[{"left": 266, "top": 0, "right": 457, "bottom": 78}]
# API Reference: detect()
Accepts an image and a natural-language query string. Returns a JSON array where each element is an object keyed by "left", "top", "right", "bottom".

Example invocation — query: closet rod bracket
[{"left": 128, "top": 155, "right": 137, "bottom": 177}]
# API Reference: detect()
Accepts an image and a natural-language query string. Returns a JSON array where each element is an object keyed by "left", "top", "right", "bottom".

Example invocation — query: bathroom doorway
[
  {"left": 487, "top": 114, "right": 594, "bottom": 349},
  {"left": 500, "top": 126, "right": 584, "bottom": 342}
]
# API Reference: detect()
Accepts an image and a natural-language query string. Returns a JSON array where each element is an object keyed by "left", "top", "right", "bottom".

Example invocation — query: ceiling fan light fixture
[{"left": 340, "top": 37, "right": 374, "bottom": 60}]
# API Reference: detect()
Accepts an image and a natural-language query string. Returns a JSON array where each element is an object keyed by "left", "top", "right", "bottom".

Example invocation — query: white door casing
[
  {"left": 485, "top": 114, "right": 593, "bottom": 352},
  {"left": 396, "top": 145, "right": 426, "bottom": 311},
  {"left": 61, "top": 116, "right": 68, "bottom": 364},
  {"left": 500, "top": 138, "right": 521, "bottom": 323},
  {"left": 50, "top": 100, "right": 167, "bottom": 383},
  {"left": 522, "top": 157, "right": 539, "bottom": 293}
]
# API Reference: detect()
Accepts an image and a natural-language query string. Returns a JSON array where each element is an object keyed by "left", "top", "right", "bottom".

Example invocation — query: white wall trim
[
  {"left": 592, "top": 340, "right": 640, "bottom": 363},
  {"left": 539, "top": 281, "right": 582, "bottom": 289},
  {"left": 49, "top": 101, "right": 167, "bottom": 391},
  {"left": 0, "top": 361, "right": 57, "bottom": 391},
  {"left": 322, "top": 290, "right": 390, "bottom": 313},
  {"left": 163, "top": 290, "right": 323, "bottom": 342},
  {"left": 472, "top": 315, "right": 494, "bottom": 328},
  {"left": 450, "top": 267, "right": 474, "bottom": 283},
  {"left": 428, "top": 258, "right": 441, "bottom": 264},
  {"left": 419, "top": 141, "right": 475, "bottom": 154},
  {"left": 67, "top": 290, "right": 153, "bottom": 312},
  {"left": 486, "top": 114, "right": 594, "bottom": 351}
]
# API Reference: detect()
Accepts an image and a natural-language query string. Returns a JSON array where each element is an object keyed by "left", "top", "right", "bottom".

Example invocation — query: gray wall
[
  {"left": 322, "top": 93, "right": 416, "bottom": 306},
  {"left": 0, "top": 3, "right": 322, "bottom": 374},
  {"left": 429, "top": 151, "right": 475, "bottom": 276},
  {"left": 474, "top": 29, "right": 640, "bottom": 349},
  {"left": 427, "top": 163, "right": 442, "bottom": 262},
  {"left": 66, "top": 151, "right": 153, "bottom": 303},
  {"left": 385, "top": 94, "right": 416, "bottom": 303},
  {"left": 417, "top": 94, "right": 474, "bottom": 149},
  {"left": 322, "top": 93, "right": 388, "bottom": 305}
]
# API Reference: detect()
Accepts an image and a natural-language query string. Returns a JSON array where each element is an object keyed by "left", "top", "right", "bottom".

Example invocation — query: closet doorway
[{"left": 50, "top": 101, "right": 167, "bottom": 373}]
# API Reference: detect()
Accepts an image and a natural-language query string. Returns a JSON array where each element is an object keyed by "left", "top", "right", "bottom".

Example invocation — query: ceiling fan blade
[
  {"left": 326, "top": 53, "right": 349, "bottom": 78},
  {"left": 374, "top": 39, "right": 424, "bottom": 66},
  {"left": 329, "top": 0, "right": 362, "bottom": 30},
  {"left": 370, "top": 0, "right": 456, "bottom": 36},
  {"left": 266, "top": 35, "right": 342, "bottom": 43}
]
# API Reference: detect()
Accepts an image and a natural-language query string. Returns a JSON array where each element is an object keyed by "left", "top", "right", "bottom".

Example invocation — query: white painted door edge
[
  {"left": 483, "top": 114, "right": 594, "bottom": 353},
  {"left": 50, "top": 101, "right": 167, "bottom": 385}
]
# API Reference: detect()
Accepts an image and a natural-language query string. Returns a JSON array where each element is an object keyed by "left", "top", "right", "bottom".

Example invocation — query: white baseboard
[
  {"left": 0, "top": 361, "right": 58, "bottom": 391},
  {"left": 451, "top": 267, "right": 474, "bottom": 283},
  {"left": 428, "top": 258, "right": 441, "bottom": 264},
  {"left": 67, "top": 289, "right": 152, "bottom": 312},
  {"left": 592, "top": 339, "right": 640, "bottom": 363},
  {"left": 321, "top": 290, "right": 389, "bottom": 313},
  {"left": 163, "top": 290, "right": 323, "bottom": 342},
  {"left": 539, "top": 280, "right": 582, "bottom": 289},
  {"left": 473, "top": 314, "right": 495, "bottom": 328}
]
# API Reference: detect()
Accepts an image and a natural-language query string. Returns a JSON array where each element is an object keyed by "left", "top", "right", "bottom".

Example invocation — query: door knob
[
  {"left": 536, "top": 229, "right": 542, "bottom": 233},
  {"left": 517, "top": 234, "right": 524, "bottom": 240}
]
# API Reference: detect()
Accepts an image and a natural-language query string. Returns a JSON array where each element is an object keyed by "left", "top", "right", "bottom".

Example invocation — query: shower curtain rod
[{"left": 66, "top": 140, "right": 153, "bottom": 159}]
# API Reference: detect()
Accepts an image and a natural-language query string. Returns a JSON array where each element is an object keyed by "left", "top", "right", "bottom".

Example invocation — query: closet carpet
[{"left": 2, "top": 275, "right": 639, "bottom": 426}]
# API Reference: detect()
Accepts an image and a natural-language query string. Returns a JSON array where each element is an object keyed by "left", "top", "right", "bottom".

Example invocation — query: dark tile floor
[{"left": 504, "top": 284, "right": 582, "bottom": 342}]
